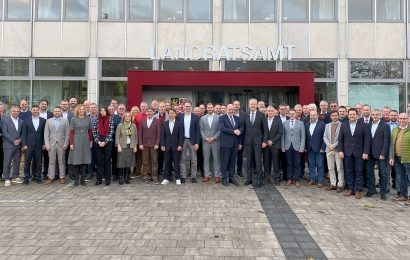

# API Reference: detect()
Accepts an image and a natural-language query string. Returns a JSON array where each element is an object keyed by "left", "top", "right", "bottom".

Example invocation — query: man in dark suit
[
  {"left": 2, "top": 105, "right": 23, "bottom": 187},
  {"left": 338, "top": 106, "right": 348, "bottom": 123},
  {"left": 366, "top": 109, "right": 390, "bottom": 200},
  {"left": 177, "top": 101, "right": 201, "bottom": 183},
  {"left": 160, "top": 109, "right": 184, "bottom": 185},
  {"left": 319, "top": 101, "right": 331, "bottom": 124},
  {"left": 219, "top": 104, "right": 242, "bottom": 186},
  {"left": 38, "top": 99, "right": 53, "bottom": 180},
  {"left": 305, "top": 110, "right": 326, "bottom": 187},
  {"left": 233, "top": 100, "right": 246, "bottom": 178},
  {"left": 338, "top": 108, "right": 371, "bottom": 199},
  {"left": 358, "top": 104, "right": 372, "bottom": 124},
  {"left": 0, "top": 102, "right": 4, "bottom": 180},
  {"left": 18, "top": 99, "right": 31, "bottom": 121},
  {"left": 243, "top": 98, "right": 268, "bottom": 187},
  {"left": 277, "top": 104, "right": 290, "bottom": 180},
  {"left": 263, "top": 106, "right": 283, "bottom": 186},
  {"left": 21, "top": 105, "right": 46, "bottom": 184}
]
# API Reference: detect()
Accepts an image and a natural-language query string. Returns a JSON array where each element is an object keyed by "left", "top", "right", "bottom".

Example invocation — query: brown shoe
[
  {"left": 215, "top": 177, "right": 221, "bottom": 183},
  {"left": 60, "top": 178, "right": 66, "bottom": 184},
  {"left": 336, "top": 187, "right": 343, "bottom": 193},
  {"left": 328, "top": 185, "right": 337, "bottom": 191},
  {"left": 317, "top": 182, "right": 323, "bottom": 188},
  {"left": 306, "top": 181, "right": 315, "bottom": 186},
  {"left": 355, "top": 192, "right": 362, "bottom": 199},
  {"left": 203, "top": 176, "right": 209, "bottom": 182},
  {"left": 295, "top": 182, "right": 302, "bottom": 188},
  {"left": 344, "top": 191, "right": 354, "bottom": 197},
  {"left": 301, "top": 175, "right": 308, "bottom": 180},
  {"left": 286, "top": 180, "right": 292, "bottom": 186},
  {"left": 44, "top": 179, "right": 54, "bottom": 185},
  {"left": 392, "top": 196, "right": 407, "bottom": 202}
]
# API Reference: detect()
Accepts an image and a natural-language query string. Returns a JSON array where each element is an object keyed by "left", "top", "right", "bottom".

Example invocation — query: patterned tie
[
  {"left": 251, "top": 112, "right": 255, "bottom": 124},
  {"left": 230, "top": 115, "right": 235, "bottom": 128}
]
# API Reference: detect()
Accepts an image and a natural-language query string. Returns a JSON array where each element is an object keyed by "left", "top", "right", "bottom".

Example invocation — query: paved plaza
[{"left": 0, "top": 176, "right": 408, "bottom": 260}]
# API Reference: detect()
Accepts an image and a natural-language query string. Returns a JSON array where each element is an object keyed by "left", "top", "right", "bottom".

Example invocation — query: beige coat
[{"left": 115, "top": 122, "right": 138, "bottom": 148}]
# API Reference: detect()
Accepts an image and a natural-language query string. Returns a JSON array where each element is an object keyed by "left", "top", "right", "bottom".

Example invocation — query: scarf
[
  {"left": 98, "top": 115, "right": 110, "bottom": 136},
  {"left": 124, "top": 122, "right": 132, "bottom": 136}
]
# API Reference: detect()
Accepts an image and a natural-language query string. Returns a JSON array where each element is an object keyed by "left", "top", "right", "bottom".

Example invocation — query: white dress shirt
[
  {"left": 371, "top": 120, "right": 380, "bottom": 138},
  {"left": 147, "top": 117, "right": 153, "bottom": 128},
  {"left": 184, "top": 113, "right": 191, "bottom": 138},
  {"left": 309, "top": 120, "right": 317, "bottom": 136},
  {"left": 169, "top": 119, "right": 175, "bottom": 134},
  {"left": 268, "top": 117, "right": 274, "bottom": 131},
  {"left": 207, "top": 114, "right": 214, "bottom": 129},
  {"left": 350, "top": 121, "right": 357, "bottom": 135},
  {"left": 39, "top": 111, "right": 48, "bottom": 120},
  {"left": 62, "top": 111, "right": 68, "bottom": 119},
  {"left": 32, "top": 116, "right": 40, "bottom": 131},
  {"left": 280, "top": 115, "right": 287, "bottom": 123},
  {"left": 11, "top": 116, "right": 19, "bottom": 131}
]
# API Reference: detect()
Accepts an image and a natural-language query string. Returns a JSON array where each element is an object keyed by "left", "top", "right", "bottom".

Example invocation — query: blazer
[
  {"left": 338, "top": 121, "right": 371, "bottom": 157},
  {"left": 44, "top": 117, "right": 70, "bottom": 148},
  {"left": 219, "top": 114, "right": 242, "bottom": 148},
  {"left": 305, "top": 120, "right": 326, "bottom": 153},
  {"left": 318, "top": 111, "right": 331, "bottom": 124},
  {"left": 138, "top": 117, "right": 161, "bottom": 147},
  {"left": 241, "top": 110, "right": 268, "bottom": 145},
  {"left": 177, "top": 113, "right": 201, "bottom": 145},
  {"left": 115, "top": 123, "right": 138, "bottom": 149},
  {"left": 281, "top": 119, "right": 305, "bottom": 152},
  {"left": 2, "top": 116, "right": 23, "bottom": 149},
  {"left": 40, "top": 111, "right": 54, "bottom": 120},
  {"left": 277, "top": 115, "right": 290, "bottom": 124},
  {"left": 21, "top": 117, "right": 46, "bottom": 149},
  {"left": 160, "top": 120, "right": 184, "bottom": 151},
  {"left": 358, "top": 116, "right": 373, "bottom": 125},
  {"left": 62, "top": 111, "right": 74, "bottom": 123},
  {"left": 369, "top": 121, "right": 391, "bottom": 159},
  {"left": 323, "top": 121, "right": 342, "bottom": 153},
  {"left": 266, "top": 117, "right": 283, "bottom": 149},
  {"left": 200, "top": 113, "right": 220, "bottom": 141}
]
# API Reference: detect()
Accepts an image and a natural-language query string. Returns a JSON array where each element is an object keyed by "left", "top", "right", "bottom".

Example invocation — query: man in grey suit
[
  {"left": 44, "top": 106, "right": 70, "bottom": 184},
  {"left": 2, "top": 105, "right": 23, "bottom": 187},
  {"left": 281, "top": 109, "right": 306, "bottom": 188},
  {"left": 200, "top": 103, "right": 221, "bottom": 183}
]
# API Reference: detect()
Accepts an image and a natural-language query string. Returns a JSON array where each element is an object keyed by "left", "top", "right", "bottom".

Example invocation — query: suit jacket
[
  {"left": 2, "top": 116, "right": 23, "bottom": 149},
  {"left": 323, "top": 121, "right": 342, "bottom": 153},
  {"left": 281, "top": 119, "right": 305, "bottom": 152},
  {"left": 22, "top": 117, "right": 46, "bottom": 149},
  {"left": 242, "top": 110, "right": 268, "bottom": 145},
  {"left": 115, "top": 123, "right": 138, "bottom": 148},
  {"left": 138, "top": 117, "right": 161, "bottom": 147},
  {"left": 266, "top": 117, "right": 283, "bottom": 149},
  {"left": 177, "top": 113, "right": 200, "bottom": 145},
  {"left": 18, "top": 110, "right": 32, "bottom": 121},
  {"left": 160, "top": 120, "right": 184, "bottom": 151},
  {"left": 63, "top": 111, "right": 74, "bottom": 123},
  {"left": 277, "top": 115, "right": 290, "bottom": 124},
  {"left": 219, "top": 114, "right": 242, "bottom": 148},
  {"left": 44, "top": 117, "right": 70, "bottom": 148},
  {"left": 305, "top": 120, "right": 326, "bottom": 153},
  {"left": 358, "top": 116, "right": 373, "bottom": 125},
  {"left": 369, "top": 121, "right": 391, "bottom": 159},
  {"left": 338, "top": 121, "right": 371, "bottom": 157},
  {"left": 200, "top": 114, "right": 220, "bottom": 142},
  {"left": 318, "top": 111, "right": 331, "bottom": 124}
]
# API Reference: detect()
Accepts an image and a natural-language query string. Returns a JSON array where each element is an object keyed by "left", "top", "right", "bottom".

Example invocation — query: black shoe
[
  {"left": 392, "top": 183, "right": 396, "bottom": 190},
  {"left": 53, "top": 176, "right": 60, "bottom": 181},
  {"left": 222, "top": 179, "right": 229, "bottom": 186},
  {"left": 244, "top": 180, "right": 252, "bottom": 186},
  {"left": 365, "top": 192, "right": 374, "bottom": 198},
  {"left": 237, "top": 171, "right": 244, "bottom": 178},
  {"left": 256, "top": 180, "right": 262, "bottom": 188},
  {"left": 191, "top": 178, "right": 197, "bottom": 183},
  {"left": 42, "top": 175, "right": 48, "bottom": 181},
  {"left": 80, "top": 175, "right": 86, "bottom": 186},
  {"left": 181, "top": 178, "right": 186, "bottom": 183},
  {"left": 381, "top": 194, "right": 387, "bottom": 201},
  {"left": 229, "top": 179, "right": 239, "bottom": 186},
  {"left": 95, "top": 180, "right": 102, "bottom": 186},
  {"left": 36, "top": 179, "right": 43, "bottom": 184},
  {"left": 274, "top": 180, "right": 280, "bottom": 186},
  {"left": 105, "top": 181, "right": 110, "bottom": 186},
  {"left": 113, "top": 175, "right": 118, "bottom": 181},
  {"left": 23, "top": 179, "right": 29, "bottom": 185}
]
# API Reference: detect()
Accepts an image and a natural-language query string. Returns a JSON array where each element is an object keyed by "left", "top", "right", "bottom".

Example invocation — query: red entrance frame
[{"left": 127, "top": 71, "right": 314, "bottom": 109}]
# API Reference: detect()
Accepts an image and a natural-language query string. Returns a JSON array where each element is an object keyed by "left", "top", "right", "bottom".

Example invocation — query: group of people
[{"left": 0, "top": 97, "right": 409, "bottom": 204}]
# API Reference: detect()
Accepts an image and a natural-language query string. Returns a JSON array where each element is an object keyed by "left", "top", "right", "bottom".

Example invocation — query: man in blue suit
[
  {"left": 177, "top": 101, "right": 201, "bottom": 183},
  {"left": 21, "top": 105, "right": 47, "bottom": 184},
  {"left": 305, "top": 110, "right": 326, "bottom": 188},
  {"left": 219, "top": 104, "right": 242, "bottom": 186},
  {"left": 338, "top": 108, "right": 371, "bottom": 199},
  {"left": 366, "top": 109, "right": 390, "bottom": 200}
]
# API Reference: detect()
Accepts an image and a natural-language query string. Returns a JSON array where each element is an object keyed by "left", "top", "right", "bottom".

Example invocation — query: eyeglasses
[{"left": 398, "top": 118, "right": 408, "bottom": 120}]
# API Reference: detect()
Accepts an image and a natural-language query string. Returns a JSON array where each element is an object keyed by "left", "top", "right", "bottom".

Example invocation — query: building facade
[{"left": 0, "top": 0, "right": 408, "bottom": 111}]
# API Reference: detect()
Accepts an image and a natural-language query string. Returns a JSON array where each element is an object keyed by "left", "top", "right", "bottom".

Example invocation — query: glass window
[
  {"left": 349, "top": 83, "right": 405, "bottom": 111},
  {"left": 0, "top": 0, "right": 3, "bottom": 19},
  {"left": 0, "top": 80, "right": 30, "bottom": 110},
  {"left": 159, "top": 0, "right": 183, "bottom": 21},
  {"left": 188, "top": 0, "right": 211, "bottom": 21},
  {"left": 311, "top": 0, "right": 336, "bottom": 20},
  {"left": 0, "top": 59, "right": 29, "bottom": 77},
  {"left": 252, "top": 0, "right": 275, "bottom": 21},
  {"left": 350, "top": 61, "right": 403, "bottom": 79},
  {"left": 101, "top": 60, "right": 152, "bottom": 77},
  {"left": 283, "top": 0, "right": 307, "bottom": 21},
  {"left": 65, "top": 0, "right": 89, "bottom": 20},
  {"left": 160, "top": 60, "right": 209, "bottom": 70},
  {"left": 100, "top": 0, "right": 124, "bottom": 20},
  {"left": 377, "top": 0, "right": 402, "bottom": 21},
  {"left": 6, "top": 0, "right": 30, "bottom": 20},
  {"left": 37, "top": 0, "right": 61, "bottom": 20},
  {"left": 196, "top": 91, "right": 224, "bottom": 106},
  {"left": 223, "top": 0, "right": 247, "bottom": 21},
  {"left": 314, "top": 82, "right": 337, "bottom": 104},
  {"left": 99, "top": 81, "right": 127, "bottom": 105},
  {"left": 35, "top": 60, "right": 86, "bottom": 77},
  {"left": 33, "top": 80, "right": 88, "bottom": 109},
  {"left": 129, "top": 0, "right": 152, "bottom": 20},
  {"left": 282, "top": 61, "right": 335, "bottom": 78},
  {"left": 225, "top": 60, "right": 276, "bottom": 71},
  {"left": 348, "top": 0, "right": 372, "bottom": 21}
]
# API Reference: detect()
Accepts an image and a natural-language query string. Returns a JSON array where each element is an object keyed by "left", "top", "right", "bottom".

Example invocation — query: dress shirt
[
  {"left": 62, "top": 111, "right": 68, "bottom": 119},
  {"left": 309, "top": 120, "right": 317, "bottom": 136},
  {"left": 371, "top": 120, "right": 380, "bottom": 138},
  {"left": 363, "top": 116, "right": 371, "bottom": 124},
  {"left": 54, "top": 117, "right": 60, "bottom": 130},
  {"left": 11, "top": 116, "right": 19, "bottom": 131},
  {"left": 280, "top": 115, "right": 287, "bottom": 123},
  {"left": 267, "top": 117, "right": 274, "bottom": 131},
  {"left": 388, "top": 121, "right": 399, "bottom": 133},
  {"left": 207, "top": 114, "right": 214, "bottom": 129},
  {"left": 169, "top": 119, "right": 175, "bottom": 134},
  {"left": 32, "top": 116, "right": 40, "bottom": 131},
  {"left": 350, "top": 121, "right": 357, "bottom": 135},
  {"left": 39, "top": 111, "right": 48, "bottom": 120},
  {"left": 147, "top": 117, "right": 153, "bottom": 128},
  {"left": 184, "top": 113, "right": 191, "bottom": 138}
]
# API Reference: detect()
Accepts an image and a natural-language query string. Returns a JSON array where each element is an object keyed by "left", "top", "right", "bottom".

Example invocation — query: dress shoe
[
  {"left": 295, "top": 182, "right": 302, "bottom": 188},
  {"left": 328, "top": 185, "right": 337, "bottom": 191},
  {"left": 317, "top": 182, "right": 323, "bottom": 188},
  {"left": 36, "top": 179, "right": 43, "bottom": 184},
  {"left": 355, "top": 192, "right": 362, "bottom": 199},
  {"left": 191, "top": 178, "right": 197, "bottom": 183},
  {"left": 181, "top": 178, "right": 186, "bottom": 183},
  {"left": 365, "top": 192, "right": 374, "bottom": 198},
  {"left": 336, "top": 187, "right": 343, "bottom": 193},
  {"left": 230, "top": 179, "right": 240, "bottom": 186},
  {"left": 215, "top": 177, "right": 221, "bottom": 183},
  {"left": 274, "top": 180, "right": 280, "bottom": 186},
  {"left": 95, "top": 180, "right": 102, "bottom": 186},
  {"left": 112, "top": 175, "right": 118, "bottom": 181},
  {"left": 105, "top": 181, "right": 110, "bottom": 186},
  {"left": 60, "top": 178, "right": 66, "bottom": 184},
  {"left": 306, "top": 181, "right": 315, "bottom": 186},
  {"left": 203, "top": 176, "right": 209, "bottom": 182},
  {"left": 244, "top": 180, "right": 252, "bottom": 186},
  {"left": 392, "top": 183, "right": 396, "bottom": 190},
  {"left": 344, "top": 191, "right": 354, "bottom": 197},
  {"left": 42, "top": 175, "right": 48, "bottom": 181},
  {"left": 23, "top": 179, "right": 29, "bottom": 185},
  {"left": 44, "top": 179, "right": 54, "bottom": 185},
  {"left": 381, "top": 194, "right": 387, "bottom": 201},
  {"left": 301, "top": 175, "right": 308, "bottom": 180},
  {"left": 237, "top": 171, "right": 244, "bottom": 178},
  {"left": 222, "top": 179, "right": 229, "bottom": 186},
  {"left": 286, "top": 180, "right": 292, "bottom": 186},
  {"left": 392, "top": 196, "right": 407, "bottom": 202}
]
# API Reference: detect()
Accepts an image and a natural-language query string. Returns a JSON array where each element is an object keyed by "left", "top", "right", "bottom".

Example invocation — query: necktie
[
  {"left": 251, "top": 112, "right": 255, "bottom": 124},
  {"left": 230, "top": 116, "right": 235, "bottom": 128},
  {"left": 365, "top": 119, "right": 369, "bottom": 124},
  {"left": 291, "top": 120, "right": 294, "bottom": 130}
]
